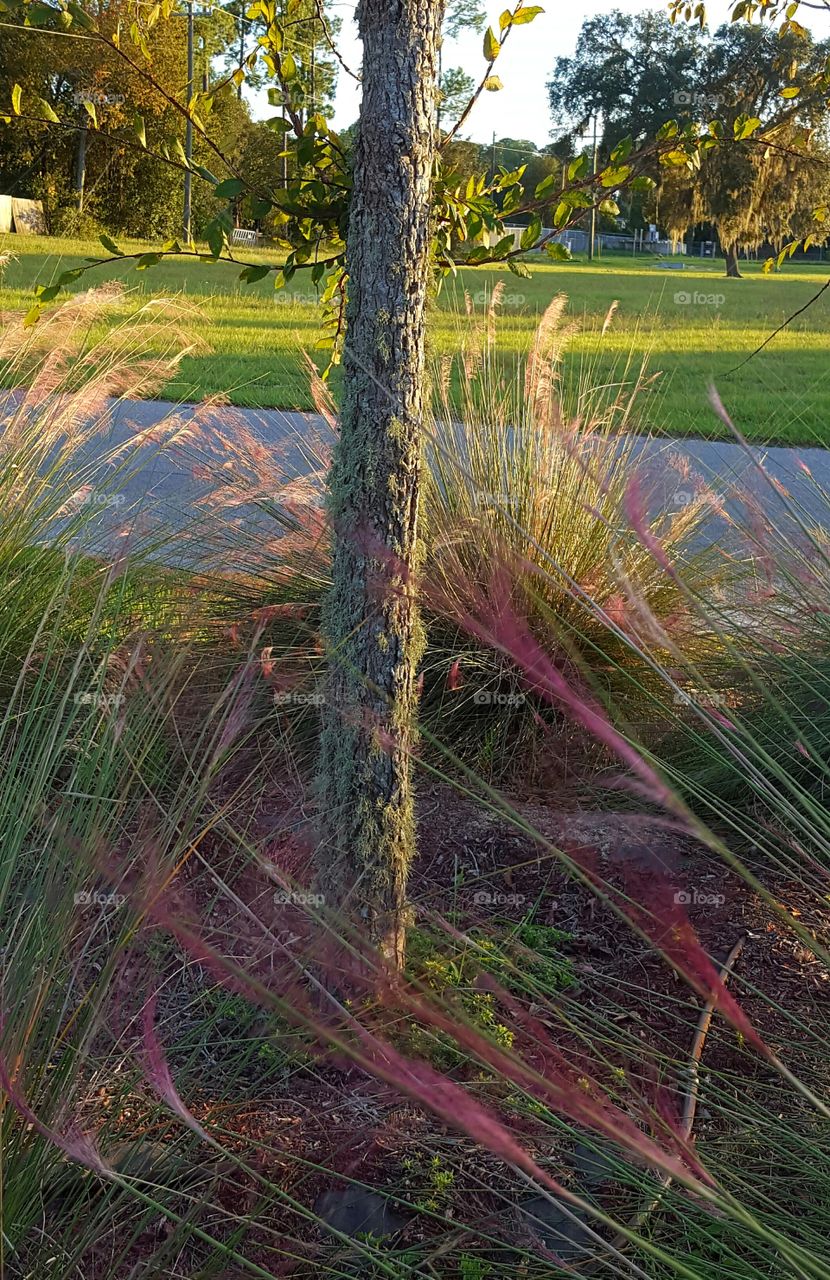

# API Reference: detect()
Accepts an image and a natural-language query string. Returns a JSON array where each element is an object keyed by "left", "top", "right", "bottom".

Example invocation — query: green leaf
[
  {"left": 568, "top": 154, "right": 588, "bottom": 181},
  {"left": 484, "top": 76, "right": 503, "bottom": 91},
  {"left": 661, "top": 149, "right": 691, "bottom": 167},
  {"left": 780, "top": 85, "right": 800, "bottom": 99},
  {"left": 483, "top": 26, "right": 500, "bottom": 60},
  {"left": 733, "top": 114, "right": 761, "bottom": 140},
  {"left": 600, "top": 165, "right": 631, "bottom": 187},
  {"left": 36, "top": 97, "right": 59, "bottom": 123},
  {"left": 250, "top": 198, "right": 273, "bottom": 219},
  {"left": 599, "top": 197, "right": 619, "bottom": 216},
  {"left": 610, "top": 135, "right": 633, "bottom": 162},
  {"left": 521, "top": 216, "right": 542, "bottom": 250},
  {"left": 133, "top": 113, "right": 146, "bottom": 147},
  {"left": 99, "top": 234, "right": 122, "bottom": 255},
  {"left": 281, "top": 51, "right": 297, "bottom": 80},
  {"left": 204, "top": 216, "right": 229, "bottom": 260},
  {"left": 26, "top": 3, "right": 56, "bottom": 26},
  {"left": 564, "top": 190, "right": 592, "bottom": 208},
  {"left": 11, "top": 83, "right": 22, "bottom": 114},
  {"left": 508, "top": 258, "right": 531, "bottom": 278},
  {"left": 239, "top": 264, "right": 271, "bottom": 283},
  {"left": 657, "top": 120, "right": 679, "bottom": 140},
  {"left": 534, "top": 173, "right": 557, "bottom": 199},
  {"left": 66, "top": 2, "right": 97, "bottom": 30},
  {"left": 545, "top": 241, "right": 571, "bottom": 261},
  {"left": 553, "top": 201, "right": 570, "bottom": 228},
  {"left": 499, "top": 8, "right": 513, "bottom": 30},
  {"left": 135, "top": 253, "right": 162, "bottom": 270},
  {"left": 511, "top": 5, "right": 544, "bottom": 23},
  {"left": 215, "top": 178, "right": 245, "bottom": 198}
]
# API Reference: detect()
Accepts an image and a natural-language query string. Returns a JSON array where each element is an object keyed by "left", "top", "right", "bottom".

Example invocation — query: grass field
[{"left": 2, "top": 233, "right": 829, "bottom": 443}]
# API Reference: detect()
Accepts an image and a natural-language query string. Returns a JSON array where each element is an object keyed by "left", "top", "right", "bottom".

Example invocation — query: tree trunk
[
  {"left": 316, "top": 0, "right": 443, "bottom": 968},
  {"left": 724, "top": 242, "right": 742, "bottom": 278}
]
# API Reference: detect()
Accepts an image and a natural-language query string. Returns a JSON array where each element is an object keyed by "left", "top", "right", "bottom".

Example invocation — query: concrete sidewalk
[{"left": 25, "top": 395, "right": 830, "bottom": 565}]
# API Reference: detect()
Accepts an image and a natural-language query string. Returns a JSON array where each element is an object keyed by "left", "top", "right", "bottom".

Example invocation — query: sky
[{"left": 248, "top": 1, "right": 830, "bottom": 151}]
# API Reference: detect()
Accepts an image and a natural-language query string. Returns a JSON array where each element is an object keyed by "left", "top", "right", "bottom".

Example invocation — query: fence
[{"left": 488, "top": 226, "right": 686, "bottom": 256}]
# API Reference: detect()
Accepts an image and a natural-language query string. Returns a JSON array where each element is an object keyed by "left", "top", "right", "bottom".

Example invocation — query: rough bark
[
  {"left": 316, "top": 0, "right": 443, "bottom": 967},
  {"left": 724, "top": 242, "right": 742, "bottom": 278}
]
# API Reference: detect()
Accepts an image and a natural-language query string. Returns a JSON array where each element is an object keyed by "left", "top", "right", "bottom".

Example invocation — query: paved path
[{"left": 32, "top": 396, "right": 830, "bottom": 566}]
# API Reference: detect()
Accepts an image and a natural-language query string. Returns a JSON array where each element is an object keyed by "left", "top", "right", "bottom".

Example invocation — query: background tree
[
  {"left": 661, "top": 23, "right": 830, "bottom": 274},
  {"left": 438, "top": 66, "right": 476, "bottom": 128},
  {"left": 437, "top": 0, "right": 485, "bottom": 132},
  {"left": 548, "top": 10, "right": 705, "bottom": 151},
  {"left": 0, "top": 0, "right": 245, "bottom": 235},
  {"left": 489, "top": 136, "right": 559, "bottom": 219},
  {"left": 548, "top": 9, "right": 830, "bottom": 274}
]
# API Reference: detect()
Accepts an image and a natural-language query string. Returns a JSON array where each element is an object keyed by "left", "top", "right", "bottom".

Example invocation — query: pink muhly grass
[
  {"left": 216, "top": 660, "right": 258, "bottom": 755},
  {"left": 91, "top": 838, "right": 732, "bottom": 1224},
  {"left": 0, "top": 1041, "right": 112, "bottom": 1177},
  {"left": 382, "top": 963, "right": 716, "bottom": 1192},
  {"left": 560, "top": 841, "right": 767, "bottom": 1058},
  {"left": 350, "top": 1023, "right": 578, "bottom": 1200},
  {"left": 446, "top": 659, "right": 463, "bottom": 690},
  {"left": 140, "top": 996, "right": 210, "bottom": 1142},
  {"left": 623, "top": 474, "right": 679, "bottom": 582},
  {"left": 430, "top": 560, "right": 685, "bottom": 817}
]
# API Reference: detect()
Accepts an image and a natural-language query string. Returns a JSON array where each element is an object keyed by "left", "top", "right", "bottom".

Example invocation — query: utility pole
[
  {"left": 309, "top": 18, "right": 316, "bottom": 118},
  {"left": 74, "top": 126, "right": 87, "bottom": 212},
  {"left": 237, "top": 2, "right": 244, "bottom": 99},
  {"left": 183, "top": 0, "right": 194, "bottom": 242},
  {"left": 588, "top": 113, "right": 598, "bottom": 262}
]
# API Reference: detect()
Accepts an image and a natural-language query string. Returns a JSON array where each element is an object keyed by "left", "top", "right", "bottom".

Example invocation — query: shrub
[{"left": 185, "top": 291, "right": 733, "bottom": 782}]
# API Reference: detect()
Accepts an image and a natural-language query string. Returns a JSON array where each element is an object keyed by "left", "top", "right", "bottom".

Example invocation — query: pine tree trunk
[
  {"left": 724, "top": 242, "right": 742, "bottom": 278},
  {"left": 316, "top": 0, "right": 443, "bottom": 968}
]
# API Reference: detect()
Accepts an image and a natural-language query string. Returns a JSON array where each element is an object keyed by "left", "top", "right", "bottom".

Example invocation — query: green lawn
[{"left": 2, "top": 233, "right": 829, "bottom": 444}]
